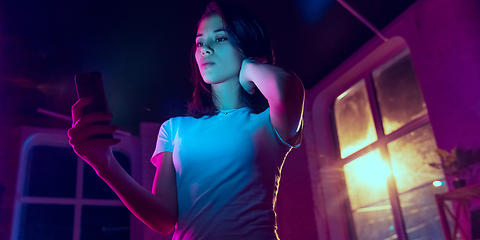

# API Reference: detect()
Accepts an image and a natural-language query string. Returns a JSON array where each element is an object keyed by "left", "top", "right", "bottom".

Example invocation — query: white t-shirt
[{"left": 152, "top": 107, "right": 300, "bottom": 240}]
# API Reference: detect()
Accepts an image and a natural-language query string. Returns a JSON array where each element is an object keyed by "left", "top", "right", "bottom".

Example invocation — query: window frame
[
  {"left": 306, "top": 36, "right": 436, "bottom": 240},
  {"left": 11, "top": 126, "right": 142, "bottom": 240},
  {"left": 329, "top": 67, "right": 431, "bottom": 240}
]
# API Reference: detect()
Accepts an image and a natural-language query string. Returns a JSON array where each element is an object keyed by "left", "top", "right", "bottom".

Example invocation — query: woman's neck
[{"left": 211, "top": 80, "right": 244, "bottom": 110}]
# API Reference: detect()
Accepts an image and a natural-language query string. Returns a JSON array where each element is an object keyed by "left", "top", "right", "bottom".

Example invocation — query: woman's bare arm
[
  {"left": 68, "top": 97, "right": 177, "bottom": 233},
  {"left": 239, "top": 59, "right": 305, "bottom": 144}
]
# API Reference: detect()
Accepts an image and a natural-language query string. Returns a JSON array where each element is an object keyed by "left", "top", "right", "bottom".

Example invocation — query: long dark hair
[{"left": 186, "top": 1, "right": 274, "bottom": 118}]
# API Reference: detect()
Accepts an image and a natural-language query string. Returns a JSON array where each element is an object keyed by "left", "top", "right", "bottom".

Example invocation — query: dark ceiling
[{"left": 1, "top": 0, "right": 416, "bottom": 134}]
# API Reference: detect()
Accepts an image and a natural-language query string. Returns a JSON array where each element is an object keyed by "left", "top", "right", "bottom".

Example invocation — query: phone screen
[
  {"left": 74, "top": 71, "right": 113, "bottom": 139},
  {"left": 75, "top": 72, "right": 110, "bottom": 115}
]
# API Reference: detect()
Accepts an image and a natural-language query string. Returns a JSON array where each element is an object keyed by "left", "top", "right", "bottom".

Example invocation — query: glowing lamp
[{"left": 432, "top": 181, "right": 444, "bottom": 187}]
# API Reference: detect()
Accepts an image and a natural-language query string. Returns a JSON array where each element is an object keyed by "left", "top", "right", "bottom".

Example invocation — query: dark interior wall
[
  {"left": 276, "top": 141, "right": 318, "bottom": 240},
  {"left": 0, "top": 126, "right": 21, "bottom": 238}
]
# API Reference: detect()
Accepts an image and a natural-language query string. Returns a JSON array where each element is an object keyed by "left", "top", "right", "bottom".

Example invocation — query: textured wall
[{"left": 392, "top": 0, "right": 480, "bottom": 150}]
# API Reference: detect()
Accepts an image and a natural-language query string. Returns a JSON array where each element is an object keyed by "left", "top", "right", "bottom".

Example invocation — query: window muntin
[{"left": 334, "top": 80, "right": 377, "bottom": 158}]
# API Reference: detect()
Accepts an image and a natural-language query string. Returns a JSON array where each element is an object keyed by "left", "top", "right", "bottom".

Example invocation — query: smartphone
[{"left": 74, "top": 71, "right": 113, "bottom": 139}]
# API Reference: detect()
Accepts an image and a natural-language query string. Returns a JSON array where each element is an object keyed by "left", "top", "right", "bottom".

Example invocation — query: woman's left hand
[{"left": 239, "top": 57, "right": 267, "bottom": 94}]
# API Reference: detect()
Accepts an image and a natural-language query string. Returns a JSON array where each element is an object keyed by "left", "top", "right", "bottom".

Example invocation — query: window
[
  {"left": 333, "top": 49, "right": 448, "bottom": 239},
  {"left": 334, "top": 80, "right": 377, "bottom": 158},
  {"left": 12, "top": 127, "right": 140, "bottom": 240}
]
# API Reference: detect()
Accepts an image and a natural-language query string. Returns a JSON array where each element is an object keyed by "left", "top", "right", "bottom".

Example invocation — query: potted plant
[{"left": 429, "top": 147, "right": 480, "bottom": 188}]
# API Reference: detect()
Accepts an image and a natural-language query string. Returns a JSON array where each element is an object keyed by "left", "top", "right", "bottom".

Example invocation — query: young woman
[{"left": 68, "top": 2, "right": 304, "bottom": 239}]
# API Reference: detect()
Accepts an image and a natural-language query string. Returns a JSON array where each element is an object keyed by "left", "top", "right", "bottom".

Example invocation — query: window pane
[
  {"left": 387, "top": 124, "right": 444, "bottom": 193},
  {"left": 397, "top": 187, "right": 447, "bottom": 240},
  {"left": 344, "top": 149, "right": 396, "bottom": 239},
  {"left": 18, "top": 204, "right": 74, "bottom": 240},
  {"left": 387, "top": 124, "right": 448, "bottom": 239},
  {"left": 81, "top": 205, "right": 130, "bottom": 240},
  {"left": 352, "top": 199, "right": 397, "bottom": 240},
  {"left": 334, "top": 80, "right": 377, "bottom": 158},
  {"left": 83, "top": 151, "right": 131, "bottom": 199},
  {"left": 344, "top": 149, "right": 390, "bottom": 209},
  {"left": 372, "top": 49, "right": 427, "bottom": 135},
  {"left": 24, "top": 146, "right": 77, "bottom": 197}
]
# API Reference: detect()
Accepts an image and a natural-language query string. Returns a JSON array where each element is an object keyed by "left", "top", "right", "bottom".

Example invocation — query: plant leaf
[{"left": 436, "top": 148, "right": 450, "bottom": 159}]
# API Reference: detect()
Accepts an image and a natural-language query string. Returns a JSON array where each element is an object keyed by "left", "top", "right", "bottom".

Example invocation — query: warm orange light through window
[
  {"left": 334, "top": 80, "right": 378, "bottom": 158},
  {"left": 345, "top": 151, "right": 390, "bottom": 189},
  {"left": 344, "top": 149, "right": 391, "bottom": 210},
  {"left": 340, "top": 125, "right": 377, "bottom": 158}
]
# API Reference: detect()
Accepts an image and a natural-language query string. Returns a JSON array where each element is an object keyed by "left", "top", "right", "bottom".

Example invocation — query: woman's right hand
[{"left": 67, "top": 97, "right": 121, "bottom": 172}]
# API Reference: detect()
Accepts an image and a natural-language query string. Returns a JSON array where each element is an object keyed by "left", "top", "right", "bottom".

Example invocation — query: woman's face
[{"left": 195, "top": 14, "right": 244, "bottom": 85}]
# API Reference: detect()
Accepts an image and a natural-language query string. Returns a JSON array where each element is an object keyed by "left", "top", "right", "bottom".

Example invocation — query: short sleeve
[
  {"left": 263, "top": 108, "right": 302, "bottom": 149},
  {"left": 151, "top": 119, "right": 174, "bottom": 165}
]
